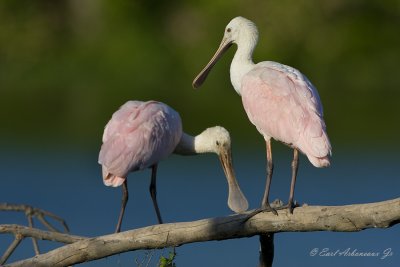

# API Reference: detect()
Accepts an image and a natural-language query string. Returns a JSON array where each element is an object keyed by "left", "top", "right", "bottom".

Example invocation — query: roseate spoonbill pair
[
  {"left": 193, "top": 16, "right": 331, "bottom": 214},
  {"left": 99, "top": 16, "right": 332, "bottom": 232},
  {"left": 99, "top": 100, "right": 248, "bottom": 232}
]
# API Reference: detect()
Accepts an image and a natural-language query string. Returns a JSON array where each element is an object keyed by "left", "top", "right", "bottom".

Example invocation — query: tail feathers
[
  {"left": 307, "top": 155, "right": 330, "bottom": 168},
  {"left": 102, "top": 166, "right": 126, "bottom": 187},
  {"left": 300, "top": 120, "right": 332, "bottom": 168}
]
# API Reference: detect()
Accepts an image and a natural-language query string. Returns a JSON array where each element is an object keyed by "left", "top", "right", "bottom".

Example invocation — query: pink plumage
[
  {"left": 99, "top": 99, "right": 250, "bottom": 232},
  {"left": 98, "top": 100, "right": 182, "bottom": 187},
  {"left": 241, "top": 62, "right": 331, "bottom": 168},
  {"left": 192, "top": 16, "right": 332, "bottom": 214}
]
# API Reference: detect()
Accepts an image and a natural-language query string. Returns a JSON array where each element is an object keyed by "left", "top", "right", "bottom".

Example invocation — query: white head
[
  {"left": 194, "top": 126, "right": 249, "bottom": 213},
  {"left": 223, "top": 16, "right": 259, "bottom": 47},
  {"left": 194, "top": 126, "right": 231, "bottom": 154},
  {"left": 193, "top": 16, "right": 259, "bottom": 89}
]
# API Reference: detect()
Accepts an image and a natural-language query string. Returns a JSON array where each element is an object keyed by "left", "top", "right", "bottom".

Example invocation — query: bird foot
[
  {"left": 242, "top": 199, "right": 301, "bottom": 223},
  {"left": 242, "top": 199, "right": 285, "bottom": 222},
  {"left": 279, "top": 200, "right": 300, "bottom": 214}
]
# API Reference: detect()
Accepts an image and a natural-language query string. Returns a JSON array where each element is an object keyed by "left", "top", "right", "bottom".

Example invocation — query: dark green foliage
[
  {"left": 0, "top": 1, "right": 399, "bottom": 148},
  {"left": 158, "top": 251, "right": 176, "bottom": 267}
]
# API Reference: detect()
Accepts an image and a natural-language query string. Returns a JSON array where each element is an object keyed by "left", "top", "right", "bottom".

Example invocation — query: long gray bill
[
  {"left": 219, "top": 151, "right": 248, "bottom": 213},
  {"left": 192, "top": 38, "right": 232, "bottom": 89}
]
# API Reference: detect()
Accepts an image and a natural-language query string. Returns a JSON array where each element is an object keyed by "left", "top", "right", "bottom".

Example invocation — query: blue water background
[{"left": 1, "top": 145, "right": 399, "bottom": 267}]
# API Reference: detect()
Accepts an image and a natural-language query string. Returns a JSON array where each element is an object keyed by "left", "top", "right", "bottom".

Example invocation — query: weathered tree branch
[
  {"left": 0, "top": 225, "right": 85, "bottom": 265},
  {"left": 0, "top": 203, "right": 69, "bottom": 233},
  {"left": 0, "top": 203, "right": 71, "bottom": 264},
  {"left": 0, "top": 225, "right": 85, "bottom": 244},
  {"left": 5, "top": 198, "right": 399, "bottom": 267},
  {"left": 1, "top": 235, "right": 22, "bottom": 265}
]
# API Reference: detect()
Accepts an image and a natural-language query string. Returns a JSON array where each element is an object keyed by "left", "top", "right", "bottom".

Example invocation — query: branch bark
[
  {"left": 0, "top": 225, "right": 85, "bottom": 244},
  {"left": 6, "top": 198, "right": 400, "bottom": 267}
]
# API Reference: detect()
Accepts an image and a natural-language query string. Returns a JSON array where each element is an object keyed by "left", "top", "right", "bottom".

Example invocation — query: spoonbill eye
[{"left": 226, "top": 28, "right": 231, "bottom": 33}]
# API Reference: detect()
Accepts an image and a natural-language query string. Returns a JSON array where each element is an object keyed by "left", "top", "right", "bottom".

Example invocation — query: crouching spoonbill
[
  {"left": 99, "top": 100, "right": 248, "bottom": 232},
  {"left": 193, "top": 17, "right": 331, "bottom": 214}
]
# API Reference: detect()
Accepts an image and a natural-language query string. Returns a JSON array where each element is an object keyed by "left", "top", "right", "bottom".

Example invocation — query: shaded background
[{"left": 1, "top": 0, "right": 399, "bottom": 266}]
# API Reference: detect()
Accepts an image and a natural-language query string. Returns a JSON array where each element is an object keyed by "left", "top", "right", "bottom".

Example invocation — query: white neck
[
  {"left": 230, "top": 37, "right": 256, "bottom": 95},
  {"left": 174, "top": 132, "right": 215, "bottom": 155}
]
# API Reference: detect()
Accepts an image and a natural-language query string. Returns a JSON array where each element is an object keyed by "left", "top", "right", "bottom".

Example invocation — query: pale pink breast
[{"left": 241, "top": 63, "right": 331, "bottom": 166}]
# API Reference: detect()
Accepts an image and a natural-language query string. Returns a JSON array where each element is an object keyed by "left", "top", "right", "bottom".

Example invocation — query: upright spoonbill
[
  {"left": 99, "top": 100, "right": 248, "bottom": 232},
  {"left": 193, "top": 17, "right": 331, "bottom": 214}
]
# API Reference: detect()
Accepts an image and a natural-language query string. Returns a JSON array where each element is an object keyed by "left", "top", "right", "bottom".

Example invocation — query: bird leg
[
  {"left": 287, "top": 148, "right": 299, "bottom": 214},
  {"left": 149, "top": 164, "right": 163, "bottom": 224},
  {"left": 115, "top": 179, "right": 129, "bottom": 233},
  {"left": 261, "top": 139, "right": 278, "bottom": 215}
]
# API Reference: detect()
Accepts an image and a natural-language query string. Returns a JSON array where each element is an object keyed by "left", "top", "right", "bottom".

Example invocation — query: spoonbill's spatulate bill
[
  {"left": 99, "top": 100, "right": 248, "bottom": 232},
  {"left": 193, "top": 17, "right": 331, "bottom": 214}
]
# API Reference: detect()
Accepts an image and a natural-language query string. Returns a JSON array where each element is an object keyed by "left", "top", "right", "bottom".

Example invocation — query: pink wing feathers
[
  {"left": 98, "top": 101, "right": 183, "bottom": 187},
  {"left": 241, "top": 61, "right": 331, "bottom": 167}
]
